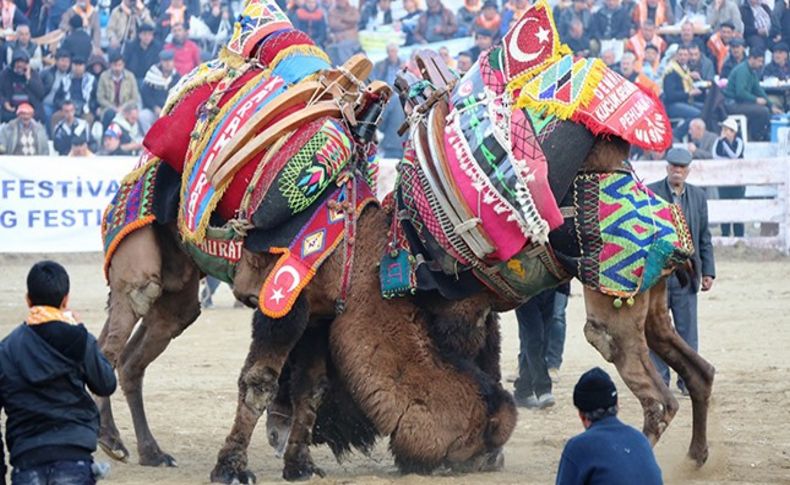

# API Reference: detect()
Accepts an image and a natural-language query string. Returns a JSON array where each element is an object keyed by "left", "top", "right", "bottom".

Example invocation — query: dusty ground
[{"left": 0, "top": 252, "right": 788, "bottom": 485}]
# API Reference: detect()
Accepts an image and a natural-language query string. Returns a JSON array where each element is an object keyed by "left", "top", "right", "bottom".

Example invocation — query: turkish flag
[{"left": 502, "top": 1, "right": 557, "bottom": 84}]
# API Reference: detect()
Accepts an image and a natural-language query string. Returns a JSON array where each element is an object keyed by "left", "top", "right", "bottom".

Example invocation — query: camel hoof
[
  {"left": 688, "top": 445, "right": 709, "bottom": 467},
  {"left": 282, "top": 462, "right": 325, "bottom": 481},
  {"left": 210, "top": 464, "right": 257, "bottom": 484},
  {"left": 139, "top": 450, "right": 178, "bottom": 467},
  {"left": 99, "top": 437, "right": 129, "bottom": 463}
]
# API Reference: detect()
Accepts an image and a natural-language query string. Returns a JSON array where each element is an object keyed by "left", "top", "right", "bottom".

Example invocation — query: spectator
[
  {"left": 107, "top": 0, "right": 154, "bottom": 51},
  {"left": 663, "top": 46, "right": 704, "bottom": 141},
  {"left": 106, "top": 103, "right": 143, "bottom": 155},
  {"left": 358, "top": 0, "right": 393, "bottom": 31},
  {"left": 69, "top": 135, "right": 93, "bottom": 155},
  {"left": 0, "top": 49, "right": 44, "bottom": 123},
  {"left": 642, "top": 43, "right": 662, "bottom": 80},
  {"left": 626, "top": 20, "right": 666, "bottom": 71},
  {"left": 500, "top": 0, "right": 529, "bottom": 38},
  {"left": 0, "top": 103, "right": 49, "bottom": 154},
  {"left": 59, "top": 0, "right": 102, "bottom": 50},
  {"left": 678, "top": 20, "right": 705, "bottom": 52},
  {"left": 46, "top": 0, "right": 72, "bottom": 33},
  {"left": 326, "top": 0, "right": 360, "bottom": 66},
  {"left": 556, "top": 367, "right": 663, "bottom": 485},
  {"left": 41, "top": 48, "right": 72, "bottom": 124},
  {"left": 565, "top": 18, "right": 592, "bottom": 56},
  {"left": 632, "top": 0, "right": 673, "bottom": 28},
  {"left": 67, "top": 56, "right": 94, "bottom": 120},
  {"left": 775, "top": 0, "right": 790, "bottom": 47},
  {"left": 676, "top": 0, "right": 706, "bottom": 18},
  {"left": 99, "top": 126, "right": 124, "bottom": 155},
  {"left": 474, "top": 0, "right": 501, "bottom": 39},
  {"left": 87, "top": 53, "right": 107, "bottom": 79},
  {"left": 687, "top": 117, "right": 717, "bottom": 159},
  {"left": 741, "top": 0, "right": 776, "bottom": 52},
  {"left": 438, "top": 46, "right": 456, "bottom": 69},
  {"left": 415, "top": 0, "right": 457, "bottom": 44},
  {"left": 201, "top": 0, "right": 232, "bottom": 36},
  {"left": 372, "top": 42, "right": 402, "bottom": 85},
  {"left": 456, "top": 50, "right": 474, "bottom": 74},
  {"left": 619, "top": 51, "right": 660, "bottom": 93},
  {"left": 720, "top": 36, "right": 745, "bottom": 77},
  {"left": 0, "top": 261, "right": 116, "bottom": 485},
  {"left": 97, "top": 50, "right": 140, "bottom": 126},
  {"left": 688, "top": 44, "right": 716, "bottom": 82},
  {"left": 707, "top": 0, "right": 743, "bottom": 34},
  {"left": 164, "top": 22, "right": 202, "bottom": 76},
  {"left": 591, "top": 0, "right": 632, "bottom": 41},
  {"left": 601, "top": 48, "right": 620, "bottom": 70},
  {"left": 557, "top": 0, "right": 591, "bottom": 40},
  {"left": 123, "top": 22, "right": 161, "bottom": 81},
  {"left": 723, "top": 47, "right": 781, "bottom": 141},
  {"left": 53, "top": 99, "right": 90, "bottom": 155},
  {"left": 513, "top": 289, "right": 559, "bottom": 409},
  {"left": 399, "top": 0, "right": 423, "bottom": 45},
  {"left": 60, "top": 14, "right": 94, "bottom": 62},
  {"left": 763, "top": 42, "right": 790, "bottom": 80},
  {"left": 292, "top": 0, "right": 328, "bottom": 47},
  {"left": 708, "top": 21, "right": 735, "bottom": 75},
  {"left": 456, "top": 0, "right": 480, "bottom": 38},
  {"left": 140, "top": 50, "right": 179, "bottom": 130},
  {"left": 648, "top": 148, "right": 715, "bottom": 395},
  {"left": 157, "top": 0, "right": 191, "bottom": 40},
  {"left": 4, "top": 25, "right": 43, "bottom": 72},
  {"left": 378, "top": 94, "right": 406, "bottom": 158},
  {"left": 0, "top": 0, "right": 29, "bottom": 32},
  {"left": 468, "top": 28, "right": 495, "bottom": 61},
  {"left": 712, "top": 117, "right": 745, "bottom": 237}
]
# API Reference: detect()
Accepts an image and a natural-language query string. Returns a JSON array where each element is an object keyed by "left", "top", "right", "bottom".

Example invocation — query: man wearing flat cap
[
  {"left": 556, "top": 367, "right": 662, "bottom": 485},
  {"left": 648, "top": 147, "right": 715, "bottom": 395}
]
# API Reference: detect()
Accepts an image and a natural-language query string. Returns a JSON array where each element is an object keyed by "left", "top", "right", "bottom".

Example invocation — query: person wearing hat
[
  {"left": 713, "top": 117, "right": 746, "bottom": 237},
  {"left": 96, "top": 49, "right": 140, "bottom": 127},
  {"left": 724, "top": 47, "right": 783, "bottom": 141},
  {"left": 0, "top": 102, "right": 50, "bottom": 155},
  {"left": 123, "top": 23, "right": 162, "bottom": 82},
  {"left": 140, "top": 49, "right": 180, "bottom": 131},
  {"left": 41, "top": 48, "right": 72, "bottom": 124},
  {"left": 556, "top": 367, "right": 663, "bottom": 484},
  {"left": 0, "top": 49, "right": 45, "bottom": 123},
  {"left": 763, "top": 43, "right": 790, "bottom": 102},
  {"left": 647, "top": 147, "right": 715, "bottom": 394},
  {"left": 0, "top": 261, "right": 116, "bottom": 485},
  {"left": 719, "top": 36, "right": 745, "bottom": 77},
  {"left": 99, "top": 125, "right": 124, "bottom": 155}
]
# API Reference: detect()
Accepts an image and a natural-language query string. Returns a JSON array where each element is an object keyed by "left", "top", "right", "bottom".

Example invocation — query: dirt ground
[{"left": 0, "top": 252, "right": 788, "bottom": 485}]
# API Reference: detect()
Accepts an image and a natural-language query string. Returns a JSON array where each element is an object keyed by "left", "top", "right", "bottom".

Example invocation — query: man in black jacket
[
  {"left": 123, "top": 23, "right": 162, "bottom": 83},
  {"left": 0, "top": 261, "right": 117, "bottom": 483},
  {"left": 590, "top": 0, "right": 633, "bottom": 41},
  {"left": 648, "top": 148, "right": 716, "bottom": 395}
]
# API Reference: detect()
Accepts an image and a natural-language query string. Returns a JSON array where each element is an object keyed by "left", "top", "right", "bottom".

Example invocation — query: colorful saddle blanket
[
  {"left": 571, "top": 171, "right": 693, "bottom": 297},
  {"left": 101, "top": 158, "right": 160, "bottom": 278}
]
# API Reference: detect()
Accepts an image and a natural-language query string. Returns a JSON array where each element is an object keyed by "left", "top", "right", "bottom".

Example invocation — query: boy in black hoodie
[{"left": 0, "top": 261, "right": 116, "bottom": 484}]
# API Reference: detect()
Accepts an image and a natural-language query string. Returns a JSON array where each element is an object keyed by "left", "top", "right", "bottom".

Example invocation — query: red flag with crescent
[{"left": 502, "top": 0, "right": 564, "bottom": 85}]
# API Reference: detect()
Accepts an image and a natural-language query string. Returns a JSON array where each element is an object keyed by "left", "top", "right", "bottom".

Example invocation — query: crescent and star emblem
[
  {"left": 269, "top": 265, "right": 301, "bottom": 304},
  {"left": 508, "top": 16, "right": 552, "bottom": 64}
]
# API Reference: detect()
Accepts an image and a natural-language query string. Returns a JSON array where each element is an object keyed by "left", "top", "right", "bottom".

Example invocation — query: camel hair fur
[{"left": 96, "top": 136, "right": 715, "bottom": 484}]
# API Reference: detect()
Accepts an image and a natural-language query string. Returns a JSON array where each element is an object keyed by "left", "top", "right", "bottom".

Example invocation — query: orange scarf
[
  {"left": 476, "top": 13, "right": 501, "bottom": 32},
  {"left": 74, "top": 4, "right": 94, "bottom": 26},
  {"left": 26, "top": 306, "right": 78, "bottom": 326}
]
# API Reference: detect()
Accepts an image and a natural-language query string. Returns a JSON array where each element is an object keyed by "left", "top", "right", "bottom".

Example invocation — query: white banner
[{"left": 0, "top": 156, "right": 137, "bottom": 253}]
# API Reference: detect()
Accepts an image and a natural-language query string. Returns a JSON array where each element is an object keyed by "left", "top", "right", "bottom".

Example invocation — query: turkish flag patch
[{"left": 502, "top": 0, "right": 560, "bottom": 84}]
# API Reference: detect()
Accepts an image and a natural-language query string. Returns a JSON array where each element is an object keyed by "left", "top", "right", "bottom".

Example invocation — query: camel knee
[
  {"left": 584, "top": 318, "right": 618, "bottom": 362},
  {"left": 484, "top": 389, "right": 517, "bottom": 449},
  {"left": 128, "top": 280, "right": 162, "bottom": 317}
]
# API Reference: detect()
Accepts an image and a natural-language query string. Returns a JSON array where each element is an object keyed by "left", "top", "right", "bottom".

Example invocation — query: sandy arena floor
[{"left": 0, "top": 251, "right": 788, "bottom": 485}]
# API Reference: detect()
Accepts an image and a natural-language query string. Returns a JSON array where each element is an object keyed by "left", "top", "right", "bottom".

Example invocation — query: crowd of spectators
[{"left": 0, "top": 0, "right": 788, "bottom": 157}]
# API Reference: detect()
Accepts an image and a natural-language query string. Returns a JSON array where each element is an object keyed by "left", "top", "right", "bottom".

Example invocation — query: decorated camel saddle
[
  {"left": 102, "top": 0, "right": 389, "bottom": 317},
  {"left": 381, "top": 0, "right": 691, "bottom": 306}
]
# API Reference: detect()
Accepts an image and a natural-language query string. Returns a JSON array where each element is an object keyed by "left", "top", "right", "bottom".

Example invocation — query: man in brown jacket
[
  {"left": 415, "top": 0, "right": 458, "bottom": 43},
  {"left": 96, "top": 50, "right": 140, "bottom": 126},
  {"left": 326, "top": 0, "right": 361, "bottom": 65}
]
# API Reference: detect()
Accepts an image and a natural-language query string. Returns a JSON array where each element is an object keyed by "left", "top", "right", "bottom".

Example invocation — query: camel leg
[
  {"left": 281, "top": 327, "right": 329, "bottom": 481},
  {"left": 97, "top": 226, "right": 164, "bottom": 462},
  {"left": 582, "top": 286, "right": 676, "bottom": 445},
  {"left": 644, "top": 279, "right": 715, "bottom": 466},
  {"left": 266, "top": 365, "right": 293, "bottom": 458},
  {"left": 116, "top": 266, "right": 201, "bottom": 467},
  {"left": 211, "top": 297, "right": 310, "bottom": 484}
]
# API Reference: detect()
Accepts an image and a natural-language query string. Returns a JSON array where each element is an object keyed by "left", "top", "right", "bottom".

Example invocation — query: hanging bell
[
  {"left": 613, "top": 298, "right": 623, "bottom": 309},
  {"left": 626, "top": 297, "right": 635, "bottom": 307}
]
